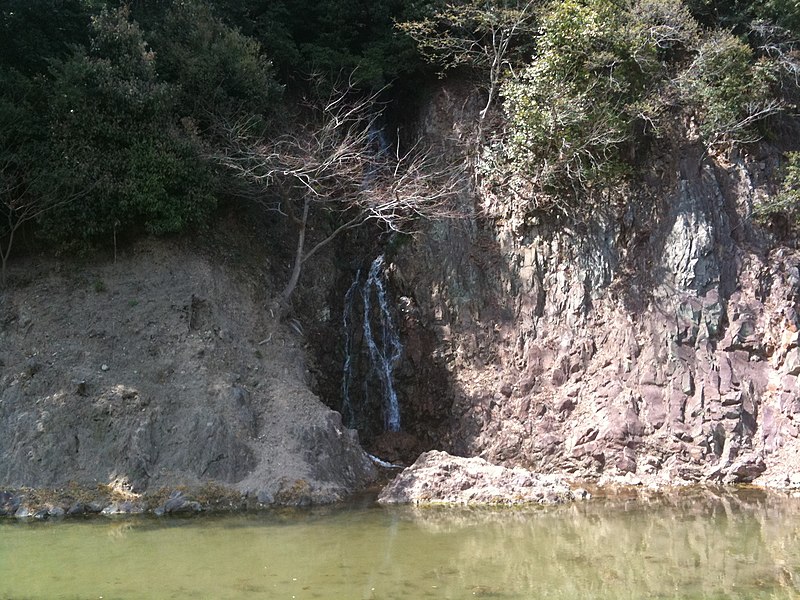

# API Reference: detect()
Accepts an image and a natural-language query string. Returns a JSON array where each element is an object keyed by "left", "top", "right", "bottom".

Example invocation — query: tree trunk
[
  {"left": 277, "top": 196, "right": 311, "bottom": 308},
  {"left": 0, "top": 225, "right": 15, "bottom": 288}
]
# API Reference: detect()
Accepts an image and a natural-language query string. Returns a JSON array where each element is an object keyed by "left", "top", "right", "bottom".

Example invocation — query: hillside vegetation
[{"left": 1, "top": 0, "right": 799, "bottom": 286}]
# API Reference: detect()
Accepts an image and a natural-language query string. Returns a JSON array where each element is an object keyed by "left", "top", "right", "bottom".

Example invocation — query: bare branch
[
  {"left": 1, "top": 158, "right": 95, "bottom": 285},
  {"left": 211, "top": 78, "right": 464, "bottom": 307}
]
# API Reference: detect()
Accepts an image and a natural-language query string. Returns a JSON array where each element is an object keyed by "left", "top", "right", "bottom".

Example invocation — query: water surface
[{"left": 2, "top": 489, "right": 800, "bottom": 599}]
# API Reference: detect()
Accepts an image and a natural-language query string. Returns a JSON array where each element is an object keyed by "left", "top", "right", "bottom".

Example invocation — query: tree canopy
[{"left": 1, "top": 0, "right": 799, "bottom": 282}]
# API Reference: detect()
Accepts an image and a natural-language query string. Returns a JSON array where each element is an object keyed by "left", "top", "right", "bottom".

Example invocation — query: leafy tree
[
  {"left": 678, "top": 31, "right": 783, "bottom": 144},
  {"left": 487, "top": 0, "right": 794, "bottom": 215},
  {"left": 149, "top": 0, "right": 282, "bottom": 130},
  {"left": 398, "top": 0, "right": 538, "bottom": 138},
  {"left": 496, "top": 0, "right": 697, "bottom": 206},
  {"left": 0, "top": 70, "right": 46, "bottom": 283},
  {"left": 0, "top": 0, "right": 101, "bottom": 75},
  {"left": 754, "top": 151, "right": 800, "bottom": 224},
  {"left": 36, "top": 5, "right": 216, "bottom": 245},
  {"left": 762, "top": 0, "right": 800, "bottom": 33},
  {"left": 687, "top": 0, "right": 800, "bottom": 33},
  {"left": 207, "top": 0, "right": 421, "bottom": 90}
]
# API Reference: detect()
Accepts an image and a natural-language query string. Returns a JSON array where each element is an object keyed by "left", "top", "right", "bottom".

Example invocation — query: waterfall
[
  {"left": 340, "top": 271, "right": 361, "bottom": 428},
  {"left": 362, "top": 121, "right": 391, "bottom": 190},
  {"left": 363, "top": 255, "right": 403, "bottom": 432},
  {"left": 341, "top": 255, "right": 403, "bottom": 432}
]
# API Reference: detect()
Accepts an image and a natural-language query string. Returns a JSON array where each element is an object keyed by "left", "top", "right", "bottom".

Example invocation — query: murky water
[{"left": 2, "top": 489, "right": 800, "bottom": 599}]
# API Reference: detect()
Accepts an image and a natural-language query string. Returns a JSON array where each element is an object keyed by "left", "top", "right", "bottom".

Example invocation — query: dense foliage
[
  {"left": 1, "top": 0, "right": 800, "bottom": 266},
  {"left": 0, "top": 0, "right": 427, "bottom": 260},
  {"left": 487, "top": 0, "right": 797, "bottom": 211},
  {"left": 754, "top": 151, "right": 800, "bottom": 224}
]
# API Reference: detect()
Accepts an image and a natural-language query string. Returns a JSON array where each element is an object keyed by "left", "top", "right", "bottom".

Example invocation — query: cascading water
[
  {"left": 363, "top": 255, "right": 403, "bottom": 432},
  {"left": 341, "top": 255, "right": 403, "bottom": 433},
  {"left": 340, "top": 271, "right": 361, "bottom": 428}
]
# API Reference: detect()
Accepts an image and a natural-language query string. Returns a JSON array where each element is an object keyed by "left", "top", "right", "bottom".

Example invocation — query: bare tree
[
  {"left": 0, "top": 158, "right": 93, "bottom": 286},
  {"left": 1, "top": 159, "right": 63, "bottom": 285},
  {"left": 214, "top": 82, "right": 463, "bottom": 309},
  {"left": 0, "top": 159, "right": 29, "bottom": 286}
]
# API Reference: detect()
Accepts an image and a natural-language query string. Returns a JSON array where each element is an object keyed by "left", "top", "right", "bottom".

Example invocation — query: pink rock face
[{"left": 390, "top": 86, "right": 800, "bottom": 489}]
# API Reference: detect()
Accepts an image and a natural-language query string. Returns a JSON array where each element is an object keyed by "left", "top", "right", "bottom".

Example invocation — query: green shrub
[
  {"left": 150, "top": 0, "right": 282, "bottom": 128},
  {"left": 678, "top": 31, "right": 781, "bottom": 144},
  {"left": 35, "top": 6, "right": 216, "bottom": 246},
  {"left": 487, "top": 0, "right": 792, "bottom": 215},
  {"left": 495, "top": 0, "right": 697, "bottom": 205},
  {"left": 754, "top": 151, "right": 800, "bottom": 224}
]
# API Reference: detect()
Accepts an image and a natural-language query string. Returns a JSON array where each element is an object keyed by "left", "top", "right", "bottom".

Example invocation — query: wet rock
[
  {"left": 101, "top": 501, "right": 145, "bottom": 516},
  {"left": 160, "top": 491, "right": 202, "bottom": 515},
  {"left": 273, "top": 478, "right": 314, "bottom": 507},
  {"left": 572, "top": 488, "right": 591, "bottom": 500},
  {"left": 0, "top": 491, "right": 21, "bottom": 516},
  {"left": 255, "top": 490, "right": 274, "bottom": 505},
  {"left": 378, "top": 450, "right": 575, "bottom": 506},
  {"left": 67, "top": 502, "right": 86, "bottom": 516},
  {"left": 14, "top": 506, "right": 31, "bottom": 519}
]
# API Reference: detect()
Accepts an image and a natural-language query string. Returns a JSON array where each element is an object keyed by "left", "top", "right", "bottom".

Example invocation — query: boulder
[
  {"left": 156, "top": 491, "right": 202, "bottom": 515},
  {"left": 378, "top": 450, "right": 576, "bottom": 506}
]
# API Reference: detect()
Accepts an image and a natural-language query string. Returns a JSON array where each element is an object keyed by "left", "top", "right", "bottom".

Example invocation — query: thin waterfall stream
[
  {"left": 340, "top": 270, "right": 361, "bottom": 429},
  {"left": 341, "top": 255, "right": 403, "bottom": 433}
]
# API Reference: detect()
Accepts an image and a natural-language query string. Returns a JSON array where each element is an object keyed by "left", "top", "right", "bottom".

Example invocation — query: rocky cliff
[
  {"left": 3, "top": 83, "right": 800, "bottom": 506},
  {"left": 384, "top": 84, "right": 800, "bottom": 488}
]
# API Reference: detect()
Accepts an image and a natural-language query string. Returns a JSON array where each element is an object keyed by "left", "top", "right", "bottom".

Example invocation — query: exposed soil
[{"left": 0, "top": 219, "right": 376, "bottom": 508}]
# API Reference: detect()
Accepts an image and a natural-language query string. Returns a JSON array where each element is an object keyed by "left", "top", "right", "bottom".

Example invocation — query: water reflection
[{"left": 1, "top": 490, "right": 800, "bottom": 599}]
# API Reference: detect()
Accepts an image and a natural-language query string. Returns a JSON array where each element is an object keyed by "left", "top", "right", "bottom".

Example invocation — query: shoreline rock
[
  {"left": 377, "top": 451, "right": 579, "bottom": 506},
  {"left": 0, "top": 477, "right": 362, "bottom": 520}
]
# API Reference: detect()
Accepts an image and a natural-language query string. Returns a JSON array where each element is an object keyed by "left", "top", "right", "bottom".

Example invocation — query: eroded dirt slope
[{"left": 0, "top": 235, "right": 375, "bottom": 503}]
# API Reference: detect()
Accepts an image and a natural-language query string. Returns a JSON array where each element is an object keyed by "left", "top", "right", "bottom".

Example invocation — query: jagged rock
[
  {"left": 723, "top": 454, "right": 766, "bottom": 484},
  {"left": 378, "top": 450, "right": 575, "bottom": 506},
  {"left": 784, "top": 348, "right": 800, "bottom": 376},
  {"left": 391, "top": 89, "right": 800, "bottom": 488}
]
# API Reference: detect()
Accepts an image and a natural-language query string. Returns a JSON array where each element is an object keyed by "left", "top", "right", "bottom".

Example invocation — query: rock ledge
[{"left": 378, "top": 451, "right": 578, "bottom": 506}]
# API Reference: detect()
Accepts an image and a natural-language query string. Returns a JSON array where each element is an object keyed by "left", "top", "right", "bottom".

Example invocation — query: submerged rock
[{"left": 378, "top": 450, "right": 576, "bottom": 506}]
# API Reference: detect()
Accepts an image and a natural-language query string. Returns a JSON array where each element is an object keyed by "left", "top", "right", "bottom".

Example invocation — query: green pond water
[{"left": 2, "top": 489, "right": 800, "bottom": 599}]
